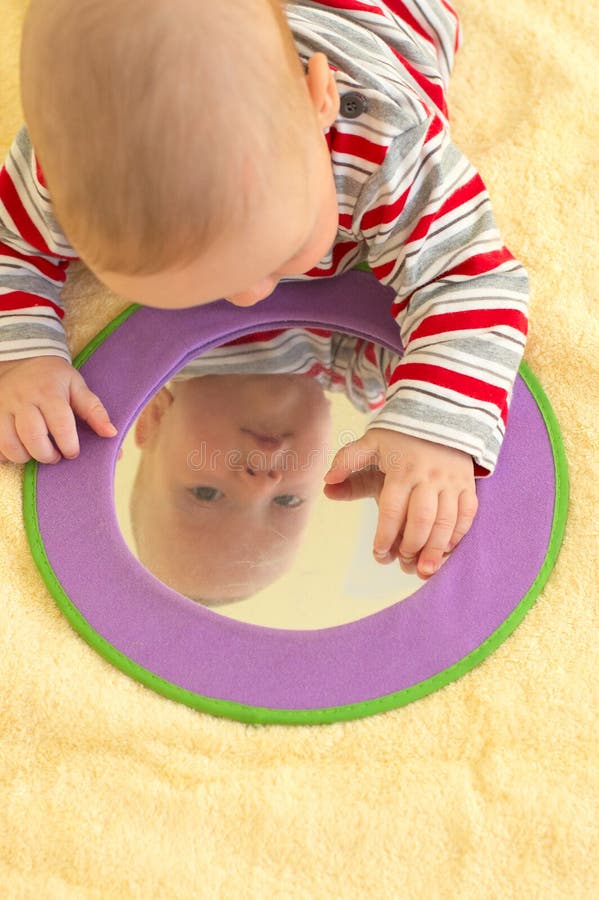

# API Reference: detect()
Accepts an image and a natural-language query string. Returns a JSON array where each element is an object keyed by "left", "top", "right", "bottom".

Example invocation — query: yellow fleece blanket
[{"left": 1, "top": 0, "right": 597, "bottom": 895}]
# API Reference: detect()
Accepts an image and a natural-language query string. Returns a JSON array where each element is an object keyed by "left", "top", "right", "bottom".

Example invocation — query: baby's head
[
  {"left": 20, "top": 0, "right": 340, "bottom": 308},
  {"left": 128, "top": 372, "right": 332, "bottom": 604}
]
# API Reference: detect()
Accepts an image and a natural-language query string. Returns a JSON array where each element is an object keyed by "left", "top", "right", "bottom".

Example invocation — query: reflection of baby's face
[{"left": 130, "top": 374, "right": 332, "bottom": 603}]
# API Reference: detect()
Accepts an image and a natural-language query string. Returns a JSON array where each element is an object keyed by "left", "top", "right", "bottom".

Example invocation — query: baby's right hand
[{"left": 0, "top": 356, "right": 117, "bottom": 464}]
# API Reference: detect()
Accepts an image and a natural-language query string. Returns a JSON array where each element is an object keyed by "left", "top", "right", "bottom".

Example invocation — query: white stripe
[{"left": 0, "top": 346, "right": 71, "bottom": 361}]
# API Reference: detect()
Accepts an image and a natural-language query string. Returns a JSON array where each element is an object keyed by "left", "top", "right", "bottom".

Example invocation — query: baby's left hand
[{"left": 323, "top": 429, "right": 478, "bottom": 579}]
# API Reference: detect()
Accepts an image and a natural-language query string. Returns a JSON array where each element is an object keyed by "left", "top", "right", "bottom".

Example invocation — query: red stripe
[
  {"left": 330, "top": 130, "right": 388, "bottom": 166},
  {"left": 383, "top": 1, "right": 435, "bottom": 46},
  {"left": 390, "top": 48, "right": 447, "bottom": 118},
  {"left": 224, "top": 327, "right": 334, "bottom": 347},
  {"left": 440, "top": 246, "right": 516, "bottom": 280},
  {"left": 425, "top": 114, "right": 444, "bottom": 143},
  {"left": 388, "top": 361, "right": 508, "bottom": 421},
  {"left": 0, "top": 166, "right": 52, "bottom": 255},
  {"left": 0, "top": 292, "right": 65, "bottom": 318},
  {"left": 408, "top": 308, "right": 528, "bottom": 344},
  {"left": 361, "top": 185, "right": 410, "bottom": 232},
  {"left": 365, "top": 342, "right": 377, "bottom": 365},
  {"left": 35, "top": 156, "right": 47, "bottom": 189},
  {"left": 318, "top": 0, "right": 385, "bottom": 13},
  {"left": 307, "top": 240, "right": 358, "bottom": 276},
  {"left": 338, "top": 212, "right": 353, "bottom": 230},
  {"left": 305, "top": 327, "right": 334, "bottom": 338},
  {"left": 371, "top": 258, "right": 397, "bottom": 281},
  {"left": 224, "top": 329, "right": 287, "bottom": 346},
  {"left": 0, "top": 241, "right": 69, "bottom": 281},
  {"left": 404, "top": 173, "right": 486, "bottom": 245},
  {"left": 391, "top": 296, "right": 409, "bottom": 316},
  {"left": 440, "top": 0, "right": 459, "bottom": 23},
  {"left": 306, "top": 362, "right": 325, "bottom": 379}
]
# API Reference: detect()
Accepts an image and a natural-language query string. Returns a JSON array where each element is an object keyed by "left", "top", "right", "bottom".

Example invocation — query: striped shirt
[{"left": 0, "top": 0, "right": 529, "bottom": 475}]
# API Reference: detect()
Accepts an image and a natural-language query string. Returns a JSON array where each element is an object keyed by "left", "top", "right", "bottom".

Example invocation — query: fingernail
[
  {"left": 106, "top": 424, "right": 118, "bottom": 436},
  {"left": 373, "top": 548, "right": 388, "bottom": 558},
  {"left": 422, "top": 561, "right": 436, "bottom": 574}
]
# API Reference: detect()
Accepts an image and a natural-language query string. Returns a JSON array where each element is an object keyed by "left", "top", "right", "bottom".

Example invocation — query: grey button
[{"left": 340, "top": 92, "right": 368, "bottom": 119}]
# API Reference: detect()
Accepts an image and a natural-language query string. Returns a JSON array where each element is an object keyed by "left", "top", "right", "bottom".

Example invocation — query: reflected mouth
[{"left": 241, "top": 428, "right": 292, "bottom": 447}]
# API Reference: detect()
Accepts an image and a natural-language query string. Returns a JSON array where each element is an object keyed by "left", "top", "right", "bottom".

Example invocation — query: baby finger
[
  {"left": 14, "top": 405, "right": 61, "bottom": 463},
  {"left": 372, "top": 478, "right": 410, "bottom": 560},
  {"left": 448, "top": 488, "right": 479, "bottom": 550},
  {"left": 42, "top": 398, "right": 80, "bottom": 459},
  {"left": 0, "top": 419, "right": 32, "bottom": 464},
  {"left": 398, "top": 483, "right": 438, "bottom": 564},
  {"left": 418, "top": 489, "right": 458, "bottom": 576}
]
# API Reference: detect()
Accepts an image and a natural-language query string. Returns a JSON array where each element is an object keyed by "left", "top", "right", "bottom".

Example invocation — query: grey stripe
[
  {"left": 385, "top": 384, "right": 501, "bottom": 423},
  {"left": 431, "top": 334, "right": 523, "bottom": 367},
  {"left": 0, "top": 322, "right": 65, "bottom": 341},
  {"left": 0, "top": 268, "right": 65, "bottom": 295},
  {"left": 0, "top": 274, "right": 63, "bottom": 305},
  {"left": 370, "top": 398, "right": 502, "bottom": 459}
]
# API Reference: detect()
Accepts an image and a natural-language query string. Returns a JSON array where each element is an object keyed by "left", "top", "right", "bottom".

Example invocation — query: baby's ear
[
  {"left": 305, "top": 52, "right": 340, "bottom": 129},
  {"left": 133, "top": 387, "right": 174, "bottom": 447}
]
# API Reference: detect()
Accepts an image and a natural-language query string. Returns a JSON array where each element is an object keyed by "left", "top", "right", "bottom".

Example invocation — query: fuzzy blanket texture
[{"left": 1, "top": 0, "right": 597, "bottom": 896}]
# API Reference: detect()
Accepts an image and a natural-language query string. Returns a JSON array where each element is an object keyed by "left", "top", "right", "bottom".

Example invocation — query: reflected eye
[
  {"left": 273, "top": 494, "right": 304, "bottom": 508},
  {"left": 189, "top": 486, "right": 224, "bottom": 502}
]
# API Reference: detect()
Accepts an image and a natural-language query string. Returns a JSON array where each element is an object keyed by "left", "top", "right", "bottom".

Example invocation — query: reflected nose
[{"left": 241, "top": 463, "right": 283, "bottom": 494}]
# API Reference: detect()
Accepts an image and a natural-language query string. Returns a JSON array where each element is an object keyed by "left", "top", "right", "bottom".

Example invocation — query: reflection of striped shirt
[
  {"left": 0, "top": 0, "right": 528, "bottom": 475},
  {"left": 173, "top": 327, "right": 399, "bottom": 415}
]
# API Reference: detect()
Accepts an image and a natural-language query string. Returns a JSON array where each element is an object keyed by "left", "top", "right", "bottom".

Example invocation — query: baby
[{"left": 0, "top": 0, "right": 529, "bottom": 580}]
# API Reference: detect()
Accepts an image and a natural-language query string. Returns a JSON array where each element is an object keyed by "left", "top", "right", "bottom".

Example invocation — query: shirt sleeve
[
  {"left": 0, "top": 125, "right": 79, "bottom": 364},
  {"left": 353, "top": 116, "right": 529, "bottom": 475}
]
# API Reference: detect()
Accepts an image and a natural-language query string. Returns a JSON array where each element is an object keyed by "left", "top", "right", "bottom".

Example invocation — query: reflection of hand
[
  {"left": 0, "top": 357, "right": 117, "bottom": 464},
  {"left": 323, "top": 428, "right": 478, "bottom": 580}
]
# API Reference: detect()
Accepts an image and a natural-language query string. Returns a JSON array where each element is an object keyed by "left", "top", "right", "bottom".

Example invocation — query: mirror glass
[{"left": 114, "top": 328, "right": 422, "bottom": 629}]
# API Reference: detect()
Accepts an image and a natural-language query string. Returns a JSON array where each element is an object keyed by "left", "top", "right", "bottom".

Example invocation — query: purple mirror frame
[{"left": 24, "top": 271, "right": 568, "bottom": 725}]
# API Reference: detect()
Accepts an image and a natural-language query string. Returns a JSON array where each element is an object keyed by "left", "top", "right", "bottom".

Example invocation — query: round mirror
[
  {"left": 25, "top": 272, "right": 568, "bottom": 725},
  {"left": 114, "top": 329, "right": 422, "bottom": 629}
]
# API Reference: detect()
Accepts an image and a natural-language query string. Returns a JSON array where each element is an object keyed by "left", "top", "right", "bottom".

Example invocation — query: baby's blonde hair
[{"left": 20, "top": 0, "right": 312, "bottom": 276}]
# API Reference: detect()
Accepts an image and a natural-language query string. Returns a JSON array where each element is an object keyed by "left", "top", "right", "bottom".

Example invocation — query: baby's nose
[{"left": 227, "top": 277, "right": 280, "bottom": 307}]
